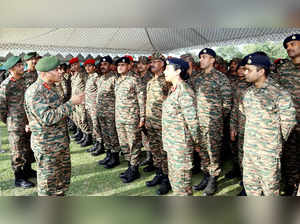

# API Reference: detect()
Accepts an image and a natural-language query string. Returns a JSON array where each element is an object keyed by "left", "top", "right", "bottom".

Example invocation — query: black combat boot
[
  {"left": 121, "top": 165, "right": 141, "bottom": 183},
  {"left": 77, "top": 133, "right": 86, "bottom": 144},
  {"left": 146, "top": 168, "right": 163, "bottom": 187},
  {"left": 193, "top": 173, "right": 209, "bottom": 191},
  {"left": 143, "top": 160, "right": 156, "bottom": 172},
  {"left": 91, "top": 142, "right": 105, "bottom": 156},
  {"left": 86, "top": 141, "right": 99, "bottom": 152},
  {"left": 23, "top": 163, "right": 37, "bottom": 179},
  {"left": 120, "top": 162, "right": 131, "bottom": 178},
  {"left": 98, "top": 150, "right": 111, "bottom": 165},
  {"left": 68, "top": 119, "right": 77, "bottom": 134},
  {"left": 14, "top": 169, "right": 35, "bottom": 189},
  {"left": 202, "top": 176, "right": 218, "bottom": 196},
  {"left": 72, "top": 128, "right": 81, "bottom": 139},
  {"left": 156, "top": 175, "right": 171, "bottom": 195},
  {"left": 225, "top": 162, "right": 241, "bottom": 179},
  {"left": 74, "top": 130, "right": 84, "bottom": 142},
  {"left": 140, "top": 151, "right": 153, "bottom": 166},
  {"left": 81, "top": 134, "right": 93, "bottom": 147},
  {"left": 104, "top": 152, "right": 120, "bottom": 169}
]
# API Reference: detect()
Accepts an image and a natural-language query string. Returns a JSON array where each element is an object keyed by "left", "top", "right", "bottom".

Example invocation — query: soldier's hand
[
  {"left": 194, "top": 146, "right": 201, "bottom": 153},
  {"left": 71, "top": 93, "right": 85, "bottom": 105},
  {"left": 230, "top": 129, "right": 237, "bottom": 141},
  {"left": 138, "top": 121, "right": 145, "bottom": 128},
  {"left": 25, "top": 125, "right": 31, "bottom": 133}
]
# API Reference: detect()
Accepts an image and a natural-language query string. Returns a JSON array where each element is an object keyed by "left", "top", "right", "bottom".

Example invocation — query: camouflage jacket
[
  {"left": 24, "top": 77, "right": 73, "bottom": 145},
  {"left": 242, "top": 78, "right": 296, "bottom": 157},
  {"left": 85, "top": 72, "right": 100, "bottom": 109},
  {"left": 192, "top": 68, "right": 233, "bottom": 125},
  {"left": 115, "top": 71, "right": 145, "bottom": 124},
  {"left": 71, "top": 71, "right": 87, "bottom": 96},
  {"left": 23, "top": 70, "right": 38, "bottom": 88},
  {"left": 146, "top": 72, "right": 170, "bottom": 129},
  {"left": 162, "top": 80, "right": 200, "bottom": 150},
  {"left": 230, "top": 79, "right": 251, "bottom": 132},
  {"left": 96, "top": 71, "right": 118, "bottom": 116},
  {"left": 61, "top": 73, "right": 72, "bottom": 103},
  {"left": 0, "top": 75, "right": 28, "bottom": 132},
  {"left": 277, "top": 60, "right": 300, "bottom": 131}
]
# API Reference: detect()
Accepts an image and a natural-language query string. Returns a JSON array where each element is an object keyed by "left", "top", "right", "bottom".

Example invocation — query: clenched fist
[{"left": 71, "top": 93, "right": 85, "bottom": 105}]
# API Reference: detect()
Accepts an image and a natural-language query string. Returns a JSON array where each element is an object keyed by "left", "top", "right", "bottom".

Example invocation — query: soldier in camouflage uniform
[
  {"left": 23, "top": 52, "right": 39, "bottom": 88},
  {"left": 69, "top": 57, "right": 90, "bottom": 145},
  {"left": 95, "top": 56, "right": 120, "bottom": 167},
  {"left": 162, "top": 58, "right": 201, "bottom": 196},
  {"left": 192, "top": 48, "right": 232, "bottom": 196},
  {"left": 82, "top": 58, "right": 100, "bottom": 149},
  {"left": 0, "top": 56, "right": 35, "bottom": 188},
  {"left": 241, "top": 54, "right": 296, "bottom": 196},
  {"left": 24, "top": 56, "right": 84, "bottom": 196},
  {"left": 226, "top": 58, "right": 241, "bottom": 87},
  {"left": 115, "top": 56, "right": 145, "bottom": 183},
  {"left": 136, "top": 56, "right": 154, "bottom": 168},
  {"left": 58, "top": 63, "right": 72, "bottom": 103},
  {"left": 278, "top": 34, "right": 300, "bottom": 195},
  {"left": 145, "top": 52, "right": 172, "bottom": 195}
]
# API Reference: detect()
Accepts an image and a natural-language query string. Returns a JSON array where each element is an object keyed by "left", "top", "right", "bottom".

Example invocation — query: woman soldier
[{"left": 162, "top": 58, "right": 201, "bottom": 196}]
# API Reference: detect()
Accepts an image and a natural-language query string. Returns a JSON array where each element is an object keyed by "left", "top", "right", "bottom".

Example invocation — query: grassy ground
[{"left": 0, "top": 122, "right": 241, "bottom": 196}]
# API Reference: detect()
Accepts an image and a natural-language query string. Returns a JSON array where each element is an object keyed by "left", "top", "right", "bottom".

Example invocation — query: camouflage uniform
[
  {"left": 95, "top": 71, "right": 119, "bottom": 151},
  {"left": 60, "top": 73, "right": 72, "bottom": 103},
  {"left": 115, "top": 71, "right": 145, "bottom": 166},
  {"left": 241, "top": 78, "right": 296, "bottom": 196},
  {"left": 0, "top": 75, "right": 34, "bottom": 173},
  {"left": 85, "top": 72, "right": 100, "bottom": 140},
  {"left": 230, "top": 80, "right": 251, "bottom": 171},
  {"left": 24, "top": 77, "right": 73, "bottom": 196},
  {"left": 192, "top": 68, "right": 232, "bottom": 177},
  {"left": 71, "top": 71, "right": 90, "bottom": 134},
  {"left": 23, "top": 70, "right": 38, "bottom": 88},
  {"left": 146, "top": 72, "right": 170, "bottom": 175},
  {"left": 162, "top": 80, "right": 200, "bottom": 196},
  {"left": 139, "top": 71, "right": 153, "bottom": 152},
  {"left": 277, "top": 61, "right": 300, "bottom": 191}
]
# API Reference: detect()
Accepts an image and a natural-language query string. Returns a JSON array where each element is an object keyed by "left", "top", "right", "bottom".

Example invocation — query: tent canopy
[{"left": 0, "top": 28, "right": 300, "bottom": 58}]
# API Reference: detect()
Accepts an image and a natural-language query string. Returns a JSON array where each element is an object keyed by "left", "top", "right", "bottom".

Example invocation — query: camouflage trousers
[
  {"left": 167, "top": 149, "right": 193, "bottom": 196},
  {"left": 243, "top": 153, "right": 281, "bottom": 196},
  {"left": 231, "top": 129, "right": 245, "bottom": 172},
  {"left": 8, "top": 131, "right": 34, "bottom": 172},
  {"left": 282, "top": 128, "right": 300, "bottom": 189},
  {"left": 33, "top": 143, "right": 71, "bottom": 196},
  {"left": 116, "top": 122, "right": 142, "bottom": 166},
  {"left": 98, "top": 114, "right": 120, "bottom": 153},
  {"left": 142, "top": 132, "right": 150, "bottom": 152},
  {"left": 73, "top": 104, "right": 90, "bottom": 134},
  {"left": 198, "top": 125, "right": 222, "bottom": 177},
  {"left": 86, "top": 106, "right": 98, "bottom": 139},
  {"left": 146, "top": 126, "right": 168, "bottom": 175}
]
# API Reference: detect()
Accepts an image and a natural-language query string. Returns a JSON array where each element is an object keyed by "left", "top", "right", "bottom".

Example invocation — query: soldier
[
  {"left": 24, "top": 56, "right": 84, "bottom": 196},
  {"left": 115, "top": 56, "right": 145, "bottom": 183},
  {"left": 23, "top": 52, "right": 39, "bottom": 88},
  {"left": 227, "top": 58, "right": 242, "bottom": 86},
  {"left": 95, "top": 56, "right": 120, "bottom": 168},
  {"left": 162, "top": 58, "right": 201, "bottom": 196},
  {"left": 192, "top": 48, "right": 232, "bottom": 196},
  {"left": 241, "top": 54, "right": 296, "bottom": 196},
  {"left": 145, "top": 52, "right": 172, "bottom": 195},
  {"left": 69, "top": 57, "right": 91, "bottom": 146},
  {"left": 0, "top": 56, "right": 35, "bottom": 188},
  {"left": 82, "top": 58, "right": 103, "bottom": 152},
  {"left": 277, "top": 34, "right": 300, "bottom": 195},
  {"left": 59, "top": 63, "right": 72, "bottom": 103},
  {"left": 136, "top": 56, "right": 154, "bottom": 168},
  {"left": 180, "top": 53, "right": 198, "bottom": 86}
]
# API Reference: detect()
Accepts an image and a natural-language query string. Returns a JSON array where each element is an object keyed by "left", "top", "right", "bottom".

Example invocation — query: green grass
[{"left": 0, "top": 122, "right": 241, "bottom": 196}]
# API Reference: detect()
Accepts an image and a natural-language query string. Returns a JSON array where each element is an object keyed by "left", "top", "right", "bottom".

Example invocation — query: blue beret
[
  {"left": 245, "top": 54, "right": 271, "bottom": 70},
  {"left": 166, "top": 58, "right": 189, "bottom": 72},
  {"left": 283, "top": 34, "right": 300, "bottom": 49},
  {"left": 116, "top": 56, "right": 130, "bottom": 65},
  {"left": 198, "top": 48, "right": 216, "bottom": 58},
  {"left": 100, "top": 55, "right": 113, "bottom": 64}
]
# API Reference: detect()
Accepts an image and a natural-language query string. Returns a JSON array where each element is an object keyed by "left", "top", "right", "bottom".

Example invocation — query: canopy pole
[{"left": 145, "top": 28, "right": 157, "bottom": 52}]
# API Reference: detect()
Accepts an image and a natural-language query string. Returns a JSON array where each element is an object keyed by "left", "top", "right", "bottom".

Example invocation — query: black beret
[
  {"left": 283, "top": 34, "right": 300, "bottom": 49},
  {"left": 166, "top": 58, "right": 189, "bottom": 72},
  {"left": 245, "top": 54, "right": 271, "bottom": 70},
  {"left": 116, "top": 56, "right": 131, "bottom": 65},
  {"left": 198, "top": 48, "right": 216, "bottom": 58},
  {"left": 100, "top": 55, "right": 113, "bottom": 64}
]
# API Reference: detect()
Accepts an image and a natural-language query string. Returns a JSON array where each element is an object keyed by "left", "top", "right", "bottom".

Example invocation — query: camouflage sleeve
[
  {"left": 220, "top": 76, "right": 233, "bottom": 117},
  {"left": 30, "top": 96, "right": 73, "bottom": 126},
  {"left": 278, "top": 91, "right": 297, "bottom": 141},
  {"left": 136, "top": 78, "right": 145, "bottom": 123},
  {"left": 230, "top": 91, "right": 238, "bottom": 132},
  {"left": 179, "top": 86, "right": 200, "bottom": 145},
  {"left": 0, "top": 86, "right": 8, "bottom": 123}
]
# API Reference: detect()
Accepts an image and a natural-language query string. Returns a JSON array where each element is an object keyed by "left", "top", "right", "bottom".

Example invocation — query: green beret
[
  {"left": 23, "top": 52, "right": 37, "bottom": 61},
  {"left": 3, "top": 56, "right": 22, "bottom": 70},
  {"left": 36, "top": 56, "right": 60, "bottom": 72}
]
